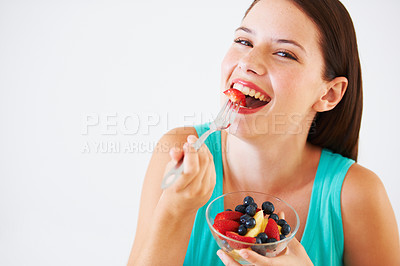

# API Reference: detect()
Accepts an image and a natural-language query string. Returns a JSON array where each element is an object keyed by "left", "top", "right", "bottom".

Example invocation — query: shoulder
[
  {"left": 343, "top": 163, "right": 384, "bottom": 195},
  {"left": 341, "top": 163, "right": 400, "bottom": 264},
  {"left": 341, "top": 163, "right": 385, "bottom": 209},
  {"left": 341, "top": 163, "right": 386, "bottom": 220}
]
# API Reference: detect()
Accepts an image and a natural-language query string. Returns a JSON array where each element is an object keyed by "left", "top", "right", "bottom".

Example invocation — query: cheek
[
  {"left": 220, "top": 47, "right": 238, "bottom": 79},
  {"left": 273, "top": 70, "right": 322, "bottom": 110}
]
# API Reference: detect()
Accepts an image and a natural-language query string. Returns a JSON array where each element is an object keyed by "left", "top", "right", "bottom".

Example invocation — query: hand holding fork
[{"left": 161, "top": 99, "right": 241, "bottom": 189}]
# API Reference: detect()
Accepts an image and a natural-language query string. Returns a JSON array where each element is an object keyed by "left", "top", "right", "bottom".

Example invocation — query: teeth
[
  {"left": 231, "top": 82, "right": 270, "bottom": 102},
  {"left": 242, "top": 86, "right": 249, "bottom": 95},
  {"left": 233, "top": 83, "right": 243, "bottom": 90}
]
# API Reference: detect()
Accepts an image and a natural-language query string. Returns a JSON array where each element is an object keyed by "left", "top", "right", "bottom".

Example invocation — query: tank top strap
[{"left": 301, "top": 149, "right": 355, "bottom": 265}]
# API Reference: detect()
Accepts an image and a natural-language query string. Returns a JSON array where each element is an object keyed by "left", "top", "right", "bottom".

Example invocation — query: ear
[{"left": 313, "top": 77, "right": 348, "bottom": 112}]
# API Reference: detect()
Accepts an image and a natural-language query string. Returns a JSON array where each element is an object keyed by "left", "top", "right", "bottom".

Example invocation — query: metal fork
[{"left": 161, "top": 99, "right": 240, "bottom": 189}]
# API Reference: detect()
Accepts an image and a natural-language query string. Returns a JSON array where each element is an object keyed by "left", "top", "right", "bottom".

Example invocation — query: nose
[{"left": 238, "top": 49, "right": 267, "bottom": 76}]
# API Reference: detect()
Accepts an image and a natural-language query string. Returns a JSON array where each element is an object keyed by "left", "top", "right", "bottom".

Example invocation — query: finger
[
  {"left": 186, "top": 148, "right": 210, "bottom": 192},
  {"left": 187, "top": 134, "right": 197, "bottom": 145},
  {"left": 192, "top": 140, "right": 216, "bottom": 192},
  {"left": 239, "top": 249, "right": 273, "bottom": 265},
  {"left": 217, "top": 250, "right": 241, "bottom": 266},
  {"left": 169, "top": 146, "right": 183, "bottom": 162},
  {"left": 183, "top": 143, "right": 199, "bottom": 171},
  {"left": 277, "top": 211, "right": 285, "bottom": 220},
  {"left": 285, "top": 237, "right": 312, "bottom": 264},
  {"left": 173, "top": 143, "right": 199, "bottom": 191},
  {"left": 176, "top": 135, "right": 213, "bottom": 193},
  {"left": 286, "top": 235, "right": 301, "bottom": 251},
  {"left": 183, "top": 134, "right": 205, "bottom": 175}
]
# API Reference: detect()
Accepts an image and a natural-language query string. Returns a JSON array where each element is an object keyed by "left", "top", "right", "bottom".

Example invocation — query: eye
[
  {"left": 234, "top": 38, "right": 253, "bottom": 47},
  {"left": 275, "top": 51, "right": 298, "bottom": 61}
]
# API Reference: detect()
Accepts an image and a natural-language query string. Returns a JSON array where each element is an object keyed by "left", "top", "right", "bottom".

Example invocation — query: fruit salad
[{"left": 212, "top": 195, "right": 292, "bottom": 255}]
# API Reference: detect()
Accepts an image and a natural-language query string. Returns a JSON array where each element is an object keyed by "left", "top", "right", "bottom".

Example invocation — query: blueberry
[
  {"left": 238, "top": 224, "right": 248, "bottom": 236},
  {"left": 225, "top": 208, "right": 233, "bottom": 212},
  {"left": 235, "top": 204, "right": 247, "bottom": 213},
  {"left": 262, "top": 201, "right": 275, "bottom": 215},
  {"left": 245, "top": 205, "right": 257, "bottom": 216},
  {"left": 269, "top": 213, "right": 279, "bottom": 222},
  {"left": 255, "top": 236, "right": 263, "bottom": 244},
  {"left": 245, "top": 217, "right": 256, "bottom": 228},
  {"left": 240, "top": 214, "right": 251, "bottom": 224},
  {"left": 251, "top": 245, "right": 267, "bottom": 255},
  {"left": 277, "top": 219, "right": 287, "bottom": 227},
  {"left": 249, "top": 202, "right": 258, "bottom": 209},
  {"left": 281, "top": 223, "right": 291, "bottom": 235},
  {"left": 256, "top": 232, "right": 268, "bottom": 243},
  {"left": 280, "top": 234, "right": 286, "bottom": 240},
  {"left": 265, "top": 238, "right": 278, "bottom": 250},
  {"left": 243, "top": 196, "right": 254, "bottom": 206}
]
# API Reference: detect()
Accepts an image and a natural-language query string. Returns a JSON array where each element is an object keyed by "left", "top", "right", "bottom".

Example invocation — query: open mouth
[{"left": 231, "top": 83, "right": 271, "bottom": 109}]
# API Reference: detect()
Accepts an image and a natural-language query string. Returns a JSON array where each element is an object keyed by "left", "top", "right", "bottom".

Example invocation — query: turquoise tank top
[{"left": 183, "top": 123, "right": 355, "bottom": 266}]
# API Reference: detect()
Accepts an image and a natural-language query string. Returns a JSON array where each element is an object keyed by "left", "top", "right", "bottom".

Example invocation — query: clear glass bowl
[{"left": 205, "top": 191, "right": 300, "bottom": 264}]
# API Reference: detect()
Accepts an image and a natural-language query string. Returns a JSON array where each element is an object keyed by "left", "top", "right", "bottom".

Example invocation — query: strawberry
[
  {"left": 264, "top": 218, "right": 280, "bottom": 241},
  {"left": 226, "top": 231, "right": 256, "bottom": 249},
  {"left": 215, "top": 211, "right": 243, "bottom": 222},
  {"left": 223, "top": 88, "right": 247, "bottom": 107},
  {"left": 213, "top": 219, "right": 240, "bottom": 236}
]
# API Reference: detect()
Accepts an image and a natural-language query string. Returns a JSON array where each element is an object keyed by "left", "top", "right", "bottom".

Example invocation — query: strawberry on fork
[{"left": 224, "top": 88, "right": 247, "bottom": 107}]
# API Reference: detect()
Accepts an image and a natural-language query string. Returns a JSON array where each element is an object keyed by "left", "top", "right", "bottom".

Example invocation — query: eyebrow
[
  {"left": 274, "top": 39, "right": 306, "bottom": 54},
  {"left": 235, "top": 26, "right": 307, "bottom": 54},
  {"left": 235, "top": 26, "right": 253, "bottom": 34}
]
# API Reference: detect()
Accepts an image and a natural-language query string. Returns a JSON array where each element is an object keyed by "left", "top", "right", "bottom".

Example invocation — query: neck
[{"left": 223, "top": 131, "right": 320, "bottom": 193}]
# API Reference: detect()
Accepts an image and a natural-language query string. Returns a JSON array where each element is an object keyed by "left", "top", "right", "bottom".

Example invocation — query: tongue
[{"left": 245, "top": 95, "right": 268, "bottom": 109}]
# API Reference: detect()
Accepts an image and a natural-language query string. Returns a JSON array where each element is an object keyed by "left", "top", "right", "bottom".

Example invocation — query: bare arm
[
  {"left": 127, "top": 127, "right": 216, "bottom": 265},
  {"left": 342, "top": 163, "right": 400, "bottom": 265}
]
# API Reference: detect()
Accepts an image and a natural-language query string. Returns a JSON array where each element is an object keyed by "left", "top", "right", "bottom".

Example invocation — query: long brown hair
[{"left": 245, "top": 0, "right": 363, "bottom": 161}]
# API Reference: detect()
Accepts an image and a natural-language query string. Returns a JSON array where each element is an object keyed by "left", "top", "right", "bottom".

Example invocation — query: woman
[{"left": 128, "top": 0, "right": 400, "bottom": 265}]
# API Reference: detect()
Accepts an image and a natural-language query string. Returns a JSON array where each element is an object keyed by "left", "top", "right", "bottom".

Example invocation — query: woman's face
[{"left": 221, "top": 0, "right": 328, "bottom": 136}]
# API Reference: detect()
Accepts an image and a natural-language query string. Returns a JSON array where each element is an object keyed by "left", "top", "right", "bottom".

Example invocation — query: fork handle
[
  {"left": 192, "top": 123, "right": 216, "bottom": 150},
  {"left": 160, "top": 125, "right": 217, "bottom": 189}
]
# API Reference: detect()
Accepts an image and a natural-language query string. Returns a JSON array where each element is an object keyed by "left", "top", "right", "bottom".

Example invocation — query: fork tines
[{"left": 216, "top": 100, "right": 240, "bottom": 128}]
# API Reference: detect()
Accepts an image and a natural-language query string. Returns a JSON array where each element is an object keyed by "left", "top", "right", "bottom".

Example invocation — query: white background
[{"left": 1, "top": 0, "right": 399, "bottom": 265}]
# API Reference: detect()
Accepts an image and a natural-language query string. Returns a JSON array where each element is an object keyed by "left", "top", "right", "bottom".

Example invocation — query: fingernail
[
  {"left": 216, "top": 250, "right": 222, "bottom": 257},
  {"left": 216, "top": 250, "right": 226, "bottom": 262},
  {"left": 187, "top": 135, "right": 197, "bottom": 144},
  {"left": 239, "top": 250, "right": 249, "bottom": 259}
]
